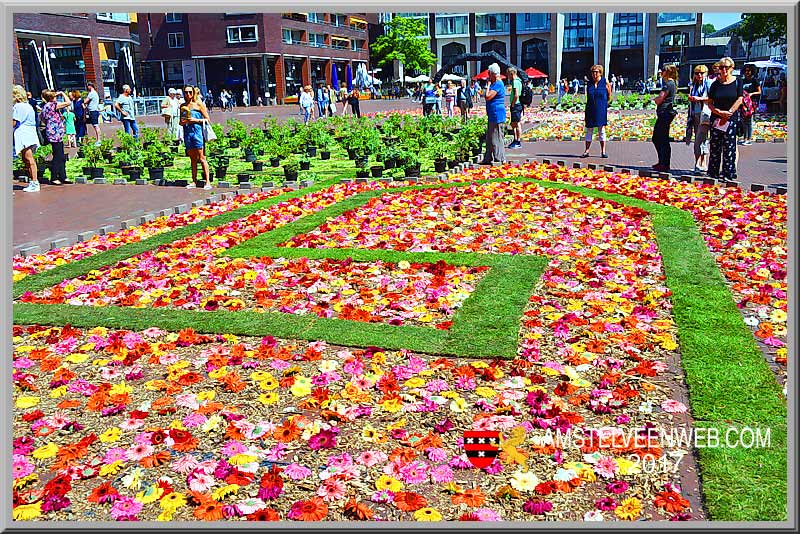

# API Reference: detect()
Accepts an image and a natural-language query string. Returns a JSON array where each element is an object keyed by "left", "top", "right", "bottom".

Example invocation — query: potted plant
[
  {"left": 427, "top": 140, "right": 450, "bottom": 173},
  {"left": 13, "top": 156, "right": 27, "bottom": 179},
  {"left": 317, "top": 131, "right": 335, "bottom": 160},
  {"left": 252, "top": 160, "right": 265, "bottom": 171},
  {"left": 80, "top": 140, "right": 104, "bottom": 178},
  {"left": 225, "top": 118, "right": 248, "bottom": 148},
  {"left": 300, "top": 158, "right": 311, "bottom": 171},
  {"left": 402, "top": 151, "right": 421, "bottom": 178},
  {"left": 142, "top": 144, "right": 165, "bottom": 182},
  {"left": 370, "top": 162, "right": 384, "bottom": 178},
  {"left": 283, "top": 156, "right": 300, "bottom": 182},
  {"left": 355, "top": 157, "right": 370, "bottom": 179},
  {"left": 99, "top": 138, "right": 114, "bottom": 163}
]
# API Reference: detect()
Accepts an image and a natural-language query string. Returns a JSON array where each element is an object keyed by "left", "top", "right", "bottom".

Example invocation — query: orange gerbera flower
[
  {"left": 451, "top": 488, "right": 485, "bottom": 507},
  {"left": 654, "top": 490, "right": 690, "bottom": 513},
  {"left": 394, "top": 491, "right": 427, "bottom": 512},
  {"left": 273, "top": 420, "right": 301, "bottom": 443},
  {"left": 343, "top": 498, "right": 374, "bottom": 521},
  {"left": 289, "top": 497, "right": 328, "bottom": 521},
  {"left": 194, "top": 501, "right": 225, "bottom": 521}
]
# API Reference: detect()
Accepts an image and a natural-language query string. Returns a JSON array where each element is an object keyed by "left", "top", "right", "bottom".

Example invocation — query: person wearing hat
[
  {"left": 480, "top": 63, "right": 506, "bottom": 165},
  {"left": 161, "top": 89, "right": 181, "bottom": 141}
]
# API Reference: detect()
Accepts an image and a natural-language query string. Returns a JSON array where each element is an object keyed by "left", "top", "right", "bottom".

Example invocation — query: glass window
[
  {"left": 475, "top": 13, "right": 509, "bottom": 33},
  {"left": 331, "top": 36, "right": 350, "bottom": 49},
  {"left": 659, "top": 31, "right": 688, "bottom": 51},
  {"left": 97, "top": 13, "right": 130, "bottom": 23},
  {"left": 563, "top": 13, "right": 593, "bottom": 49},
  {"left": 165, "top": 61, "right": 183, "bottom": 82},
  {"left": 309, "top": 33, "right": 325, "bottom": 47},
  {"left": 518, "top": 13, "right": 550, "bottom": 32},
  {"left": 168, "top": 32, "right": 184, "bottom": 48},
  {"left": 435, "top": 14, "right": 469, "bottom": 35},
  {"left": 330, "top": 14, "right": 347, "bottom": 26},
  {"left": 166, "top": 13, "right": 182, "bottom": 23},
  {"left": 307, "top": 13, "right": 323, "bottom": 23},
  {"left": 657, "top": 13, "right": 696, "bottom": 25},
  {"left": 227, "top": 25, "right": 259, "bottom": 43},
  {"left": 612, "top": 12, "right": 643, "bottom": 46},
  {"left": 351, "top": 39, "right": 365, "bottom": 51}
]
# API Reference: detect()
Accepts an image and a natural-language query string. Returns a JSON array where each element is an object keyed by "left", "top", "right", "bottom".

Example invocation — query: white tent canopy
[
  {"left": 745, "top": 60, "right": 786, "bottom": 70},
  {"left": 405, "top": 74, "right": 430, "bottom": 83},
  {"left": 441, "top": 73, "right": 464, "bottom": 81}
]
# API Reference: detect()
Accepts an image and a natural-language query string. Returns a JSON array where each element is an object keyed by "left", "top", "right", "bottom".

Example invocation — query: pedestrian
[
  {"left": 315, "top": 82, "right": 328, "bottom": 119},
  {"left": 557, "top": 78, "right": 566, "bottom": 105},
  {"left": 84, "top": 81, "right": 102, "bottom": 144},
  {"left": 348, "top": 87, "right": 362, "bottom": 118},
  {"left": 707, "top": 57, "right": 744, "bottom": 181},
  {"left": 739, "top": 64, "right": 761, "bottom": 145},
  {"left": 685, "top": 64, "right": 712, "bottom": 175},
  {"left": 480, "top": 63, "right": 506, "bottom": 165},
  {"left": 422, "top": 80, "right": 436, "bottom": 116},
  {"left": 71, "top": 90, "right": 86, "bottom": 145},
  {"left": 12, "top": 84, "right": 40, "bottom": 192},
  {"left": 161, "top": 88, "right": 180, "bottom": 140},
  {"left": 206, "top": 89, "right": 214, "bottom": 112},
  {"left": 64, "top": 104, "right": 77, "bottom": 148},
  {"left": 651, "top": 63, "right": 678, "bottom": 171},
  {"left": 114, "top": 84, "right": 139, "bottom": 139},
  {"left": 179, "top": 85, "right": 212, "bottom": 190},
  {"left": 264, "top": 88, "right": 271, "bottom": 106},
  {"left": 220, "top": 90, "right": 228, "bottom": 111},
  {"left": 541, "top": 82, "right": 549, "bottom": 106},
  {"left": 340, "top": 84, "right": 350, "bottom": 116},
  {"left": 300, "top": 85, "right": 314, "bottom": 124},
  {"left": 777, "top": 73, "right": 786, "bottom": 114},
  {"left": 327, "top": 84, "right": 337, "bottom": 115},
  {"left": 40, "top": 89, "right": 72, "bottom": 185},
  {"left": 507, "top": 66, "right": 523, "bottom": 149},
  {"left": 582, "top": 64, "right": 612, "bottom": 158},
  {"left": 444, "top": 81, "right": 456, "bottom": 118},
  {"left": 242, "top": 88, "right": 249, "bottom": 107},
  {"left": 572, "top": 76, "right": 579, "bottom": 94},
  {"left": 226, "top": 90, "right": 235, "bottom": 111},
  {"left": 256, "top": 96, "right": 263, "bottom": 106},
  {"left": 456, "top": 78, "right": 473, "bottom": 123},
  {"left": 434, "top": 84, "right": 443, "bottom": 115}
]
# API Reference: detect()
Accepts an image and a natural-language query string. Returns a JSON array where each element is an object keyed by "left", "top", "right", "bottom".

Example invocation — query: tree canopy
[
  {"left": 735, "top": 13, "right": 787, "bottom": 48},
  {"left": 370, "top": 16, "right": 437, "bottom": 74},
  {"left": 701, "top": 23, "right": 716, "bottom": 35}
]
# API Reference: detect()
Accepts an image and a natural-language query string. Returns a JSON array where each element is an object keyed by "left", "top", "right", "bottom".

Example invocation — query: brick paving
[{"left": 15, "top": 100, "right": 786, "bottom": 252}]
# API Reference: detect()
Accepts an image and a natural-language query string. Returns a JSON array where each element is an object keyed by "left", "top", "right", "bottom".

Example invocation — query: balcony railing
[
  {"left": 281, "top": 13, "right": 367, "bottom": 32},
  {"left": 282, "top": 38, "right": 365, "bottom": 52}
]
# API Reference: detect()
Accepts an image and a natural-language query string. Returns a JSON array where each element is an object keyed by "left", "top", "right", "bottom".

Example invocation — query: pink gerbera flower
[
  {"left": 126, "top": 443, "right": 154, "bottom": 462},
  {"left": 430, "top": 464, "right": 454, "bottom": 483},
  {"left": 110, "top": 496, "right": 143, "bottom": 520},
  {"left": 399, "top": 460, "right": 429, "bottom": 484},
  {"left": 317, "top": 478, "right": 346, "bottom": 502},
  {"left": 594, "top": 456, "right": 619, "bottom": 479},
  {"left": 358, "top": 450, "right": 387, "bottom": 468}
]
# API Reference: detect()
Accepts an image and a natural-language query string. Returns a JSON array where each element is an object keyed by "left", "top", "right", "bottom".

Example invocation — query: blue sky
[{"left": 702, "top": 12, "right": 742, "bottom": 31}]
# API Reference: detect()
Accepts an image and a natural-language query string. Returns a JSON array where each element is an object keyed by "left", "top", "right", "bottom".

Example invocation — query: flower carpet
[{"left": 12, "top": 164, "right": 787, "bottom": 522}]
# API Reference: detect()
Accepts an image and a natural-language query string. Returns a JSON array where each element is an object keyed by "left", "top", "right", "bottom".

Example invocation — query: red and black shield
[{"left": 462, "top": 431, "right": 500, "bottom": 468}]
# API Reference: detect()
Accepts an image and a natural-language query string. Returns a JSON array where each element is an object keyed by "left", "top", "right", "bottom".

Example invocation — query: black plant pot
[
  {"left": 270, "top": 157, "right": 281, "bottom": 167},
  {"left": 244, "top": 151, "right": 256, "bottom": 162},
  {"left": 347, "top": 148, "right": 356, "bottom": 159},
  {"left": 384, "top": 157, "right": 396, "bottom": 170},
  {"left": 148, "top": 167, "right": 164, "bottom": 181},
  {"left": 356, "top": 170, "right": 370, "bottom": 178},
  {"left": 82, "top": 166, "right": 92, "bottom": 176},
  {"left": 13, "top": 169, "right": 27, "bottom": 179},
  {"left": 89, "top": 167, "right": 104, "bottom": 179},
  {"left": 237, "top": 173, "right": 252, "bottom": 182},
  {"left": 448, "top": 160, "right": 457, "bottom": 169},
  {"left": 215, "top": 167, "right": 227, "bottom": 179},
  {"left": 404, "top": 166, "right": 420, "bottom": 178},
  {"left": 434, "top": 159, "right": 448, "bottom": 173},
  {"left": 370, "top": 166, "right": 383, "bottom": 178},
  {"left": 229, "top": 140, "right": 239, "bottom": 148},
  {"left": 284, "top": 170, "right": 299, "bottom": 182},
  {"left": 128, "top": 169, "right": 142, "bottom": 181},
  {"left": 143, "top": 141, "right": 153, "bottom": 149},
  {"left": 306, "top": 146, "right": 317, "bottom": 157},
  {"left": 472, "top": 147, "right": 481, "bottom": 156},
  {"left": 252, "top": 161, "right": 264, "bottom": 171},
  {"left": 355, "top": 155, "right": 369, "bottom": 168},
  {"left": 320, "top": 151, "right": 331, "bottom": 160},
  {"left": 300, "top": 161, "right": 311, "bottom": 171}
]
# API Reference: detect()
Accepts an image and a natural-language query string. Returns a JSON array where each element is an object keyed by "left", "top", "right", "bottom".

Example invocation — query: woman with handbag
[
  {"left": 179, "top": 85, "right": 212, "bottom": 190},
  {"left": 651, "top": 64, "right": 678, "bottom": 172},
  {"left": 685, "top": 65, "right": 713, "bottom": 175},
  {"left": 707, "top": 57, "right": 743, "bottom": 181},
  {"left": 40, "top": 89, "right": 72, "bottom": 185},
  {"left": 12, "top": 85, "right": 40, "bottom": 192}
]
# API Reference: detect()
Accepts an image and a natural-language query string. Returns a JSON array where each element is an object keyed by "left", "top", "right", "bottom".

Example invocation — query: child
[{"left": 64, "top": 107, "right": 77, "bottom": 147}]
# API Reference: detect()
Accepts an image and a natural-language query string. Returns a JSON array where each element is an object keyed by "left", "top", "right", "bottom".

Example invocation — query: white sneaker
[
  {"left": 23, "top": 181, "right": 40, "bottom": 192},
  {"left": 203, "top": 183, "right": 212, "bottom": 190},
  {"left": 186, "top": 183, "right": 196, "bottom": 189}
]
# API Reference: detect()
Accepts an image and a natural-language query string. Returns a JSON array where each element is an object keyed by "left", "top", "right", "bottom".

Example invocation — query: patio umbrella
[
  {"left": 331, "top": 66, "right": 339, "bottom": 92},
  {"left": 524, "top": 66, "right": 548, "bottom": 79},
  {"left": 41, "top": 42, "right": 55, "bottom": 89},
  {"left": 346, "top": 63, "right": 353, "bottom": 92},
  {"left": 24, "top": 40, "right": 49, "bottom": 97},
  {"left": 115, "top": 45, "right": 136, "bottom": 96},
  {"left": 472, "top": 69, "right": 506, "bottom": 81}
]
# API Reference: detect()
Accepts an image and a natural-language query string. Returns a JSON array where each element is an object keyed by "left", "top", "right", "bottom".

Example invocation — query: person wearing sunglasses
[
  {"left": 707, "top": 57, "right": 744, "bottom": 181},
  {"left": 179, "top": 85, "right": 213, "bottom": 189},
  {"left": 685, "top": 65, "right": 712, "bottom": 175},
  {"left": 650, "top": 64, "right": 678, "bottom": 172},
  {"left": 581, "top": 64, "right": 612, "bottom": 158}
]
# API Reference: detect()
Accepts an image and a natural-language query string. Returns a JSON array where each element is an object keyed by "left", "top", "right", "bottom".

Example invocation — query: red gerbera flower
[{"left": 287, "top": 497, "right": 328, "bottom": 521}]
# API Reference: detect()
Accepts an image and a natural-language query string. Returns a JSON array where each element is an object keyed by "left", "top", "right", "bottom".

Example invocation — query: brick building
[
  {"left": 137, "top": 12, "right": 376, "bottom": 103},
  {"left": 13, "top": 12, "right": 138, "bottom": 97}
]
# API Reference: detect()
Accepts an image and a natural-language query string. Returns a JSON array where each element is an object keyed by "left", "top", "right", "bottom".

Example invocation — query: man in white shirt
[
  {"left": 114, "top": 84, "right": 139, "bottom": 139},
  {"left": 84, "top": 82, "right": 102, "bottom": 144},
  {"left": 242, "top": 88, "right": 249, "bottom": 107}
]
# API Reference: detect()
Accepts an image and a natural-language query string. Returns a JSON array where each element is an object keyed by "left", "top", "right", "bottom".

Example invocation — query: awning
[
  {"left": 350, "top": 17, "right": 367, "bottom": 25},
  {"left": 331, "top": 36, "right": 350, "bottom": 42}
]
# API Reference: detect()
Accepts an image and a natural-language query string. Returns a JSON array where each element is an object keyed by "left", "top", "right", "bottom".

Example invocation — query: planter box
[
  {"left": 370, "top": 166, "right": 383, "bottom": 178},
  {"left": 404, "top": 166, "right": 421, "bottom": 178},
  {"left": 148, "top": 167, "right": 165, "bottom": 181}
]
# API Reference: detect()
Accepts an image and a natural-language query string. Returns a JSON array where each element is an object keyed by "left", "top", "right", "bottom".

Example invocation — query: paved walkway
[{"left": 14, "top": 100, "right": 787, "bottom": 252}]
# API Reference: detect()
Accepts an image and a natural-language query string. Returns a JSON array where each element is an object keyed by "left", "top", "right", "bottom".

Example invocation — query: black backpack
[{"left": 520, "top": 82, "right": 533, "bottom": 106}]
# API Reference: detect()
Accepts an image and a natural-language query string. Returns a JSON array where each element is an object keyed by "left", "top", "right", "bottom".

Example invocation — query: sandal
[
  {"left": 601, "top": 153, "right": 609, "bottom": 158},
  {"left": 580, "top": 152, "right": 590, "bottom": 158}
]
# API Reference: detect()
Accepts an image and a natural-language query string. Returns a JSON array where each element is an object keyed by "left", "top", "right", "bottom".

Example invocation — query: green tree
[
  {"left": 735, "top": 13, "right": 787, "bottom": 50},
  {"left": 371, "top": 16, "right": 437, "bottom": 74},
  {"left": 702, "top": 23, "right": 716, "bottom": 35}
]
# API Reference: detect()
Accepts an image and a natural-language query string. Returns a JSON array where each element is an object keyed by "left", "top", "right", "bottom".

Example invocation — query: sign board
[{"left": 182, "top": 60, "right": 197, "bottom": 86}]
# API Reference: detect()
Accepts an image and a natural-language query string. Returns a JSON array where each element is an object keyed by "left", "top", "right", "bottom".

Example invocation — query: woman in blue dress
[
  {"left": 179, "top": 85, "right": 212, "bottom": 189},
  {"left": 582, "top": 64, "right": 613, "bottom": 158}
]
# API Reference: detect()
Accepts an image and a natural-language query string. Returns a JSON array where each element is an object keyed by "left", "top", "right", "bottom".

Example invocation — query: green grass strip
[{"left": 13, "top": 183, "right": 330, "bottom": 300}]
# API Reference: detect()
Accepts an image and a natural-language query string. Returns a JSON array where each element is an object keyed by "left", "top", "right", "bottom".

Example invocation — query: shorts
[
  {"left": 88, "top": 111, "right": 100, "bottom": 125},
  {"left": 510, "top": 103, "right": 523, "bottom": 123}
]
